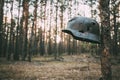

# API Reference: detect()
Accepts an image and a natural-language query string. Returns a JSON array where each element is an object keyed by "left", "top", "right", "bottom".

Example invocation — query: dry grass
[{"left": 0, "top": 54, "right": 119, "bottom": 80}]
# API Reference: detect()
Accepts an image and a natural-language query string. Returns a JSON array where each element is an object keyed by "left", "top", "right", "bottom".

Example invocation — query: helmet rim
[{"left": 62, "top": 29, "right": 101, "bottom": 44}]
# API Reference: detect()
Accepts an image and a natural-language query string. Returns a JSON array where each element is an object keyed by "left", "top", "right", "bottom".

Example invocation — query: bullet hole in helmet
[
  {"left": 79, "top": 30, "right": 84, "bottom": 33},
  {"left": 92, "top": 22, "right": 96, "bottom": 25}
]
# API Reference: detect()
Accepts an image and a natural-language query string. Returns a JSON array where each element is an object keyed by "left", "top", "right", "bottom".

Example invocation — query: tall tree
[
  {"left": 28, "top": 0, "right": 38, "bottom": 62},
  {"left": 14, "top": 0, "right": 22, "bottom": 60},
  {"left": 42, "top": 0, "right": 47, "bottom": 55},
  {"left": 21, "top": 0, "right": 29, "bottom": 61},
  {"left": 67, "top": 0, "right": 72, "bottom": 55},
  {"left": 54, "top": 0, "right": 59, "bottom": 59},
  {"left": 39, "top": 1, "right": 44, "bottom": 56},
  {"left": 48, "top": 0, "right": 53, "bottom": 55},
  {"left": 4, "top": 0, "right": 9, "bottom": 58},
  {"left": 59, "top": 0, "right": 66, "bottom": 54},
  {"left": 7, "top": 0, "right": 15, "bottom": 60},
  {"left": 0, "top": 0, "right": 4, "bottom": 57},
  {"left": 111, "top": 0, "right": 120, "bottom": 55},
  {"left": 99, "top": 0, "right": 112, "bottom": 80}
]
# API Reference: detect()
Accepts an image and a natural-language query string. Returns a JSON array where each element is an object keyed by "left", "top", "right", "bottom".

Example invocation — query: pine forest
[{"left": 0, "top": 0, "right": 120, "bottom": 80}]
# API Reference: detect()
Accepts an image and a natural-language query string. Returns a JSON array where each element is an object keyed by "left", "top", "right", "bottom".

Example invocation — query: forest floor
[{"left": 0, "top": 53, "right": 120, "bottom": 80}]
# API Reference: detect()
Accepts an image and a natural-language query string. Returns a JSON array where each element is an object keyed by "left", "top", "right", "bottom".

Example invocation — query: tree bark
[
  {"left": 48, "top": 0, "right": 53, "bottom": 55},
  {"left": 14, "top": 0, "right": 21, "bottom": 61},
  {"left": 112, "top": 0, "right": 120, "bottom": 56},
  {"left": 22, "top": 0, "right": 29, "bottom": 61},
  {"left": 54, "top": 1, "right": 58, "bottom": 59},
  {"left": 0, "top": 0, "right": 4, "bottom": 57},
  {"left": 99, "top": 0, "right": 112, "bottom": 80},
  {"left": 7, "top": 0, "right": 14, "bottom": 60}
]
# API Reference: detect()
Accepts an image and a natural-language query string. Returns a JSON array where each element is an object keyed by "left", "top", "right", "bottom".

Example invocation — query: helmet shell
[{"left": 62, "top": 16, "right": 101, "bottom": 44}]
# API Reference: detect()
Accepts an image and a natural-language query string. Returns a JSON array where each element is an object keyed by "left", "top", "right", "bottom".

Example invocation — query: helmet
[{"left": 62, "top": 16, "right": 101, "bottom": 44}]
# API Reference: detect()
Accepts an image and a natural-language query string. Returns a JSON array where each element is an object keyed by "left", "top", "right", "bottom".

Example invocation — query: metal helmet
[{"left": 62, "top": 16, "right": 101, "bottom": 44}]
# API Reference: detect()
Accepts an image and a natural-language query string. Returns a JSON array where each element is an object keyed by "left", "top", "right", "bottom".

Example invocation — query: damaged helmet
[{"left": 62, "top": 16, "right": 101, "bottom": 44}]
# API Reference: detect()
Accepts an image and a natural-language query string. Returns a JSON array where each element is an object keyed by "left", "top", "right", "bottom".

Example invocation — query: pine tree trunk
[
  {"left": 7, "top": 0, "right": 14, "bottom": 60},
  {"left": 99, "top": 0, "right": 112, "bottom": 80},
  {"left": 28, "top": 0, "right": 38, "bottom": 62},
  {"left": 0, "top": 0, "right": 4, "bottom": 57},
  {"left": 54, "top": 1, "right": 58, "bottom": 59},
  {"left": 59, "top": 2, "right": 64, "bottom": 54},
  {"left": 22, "top": 0, "right": 29, "bottom": 61},
  {"left": 112, "top": 1, "right": 119, "bottom": 55},
  {"left": 67, "top": 0, "right": 72, "bottom": 55},
  {"left": 14, "top": 0, "right": 21, "bottom": 61},
  {"left": 39, "top": 1, "right": 44, "bottom": 56},
  {"left": 48, "top": 0, "right": 53, "bottom": 55}
]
